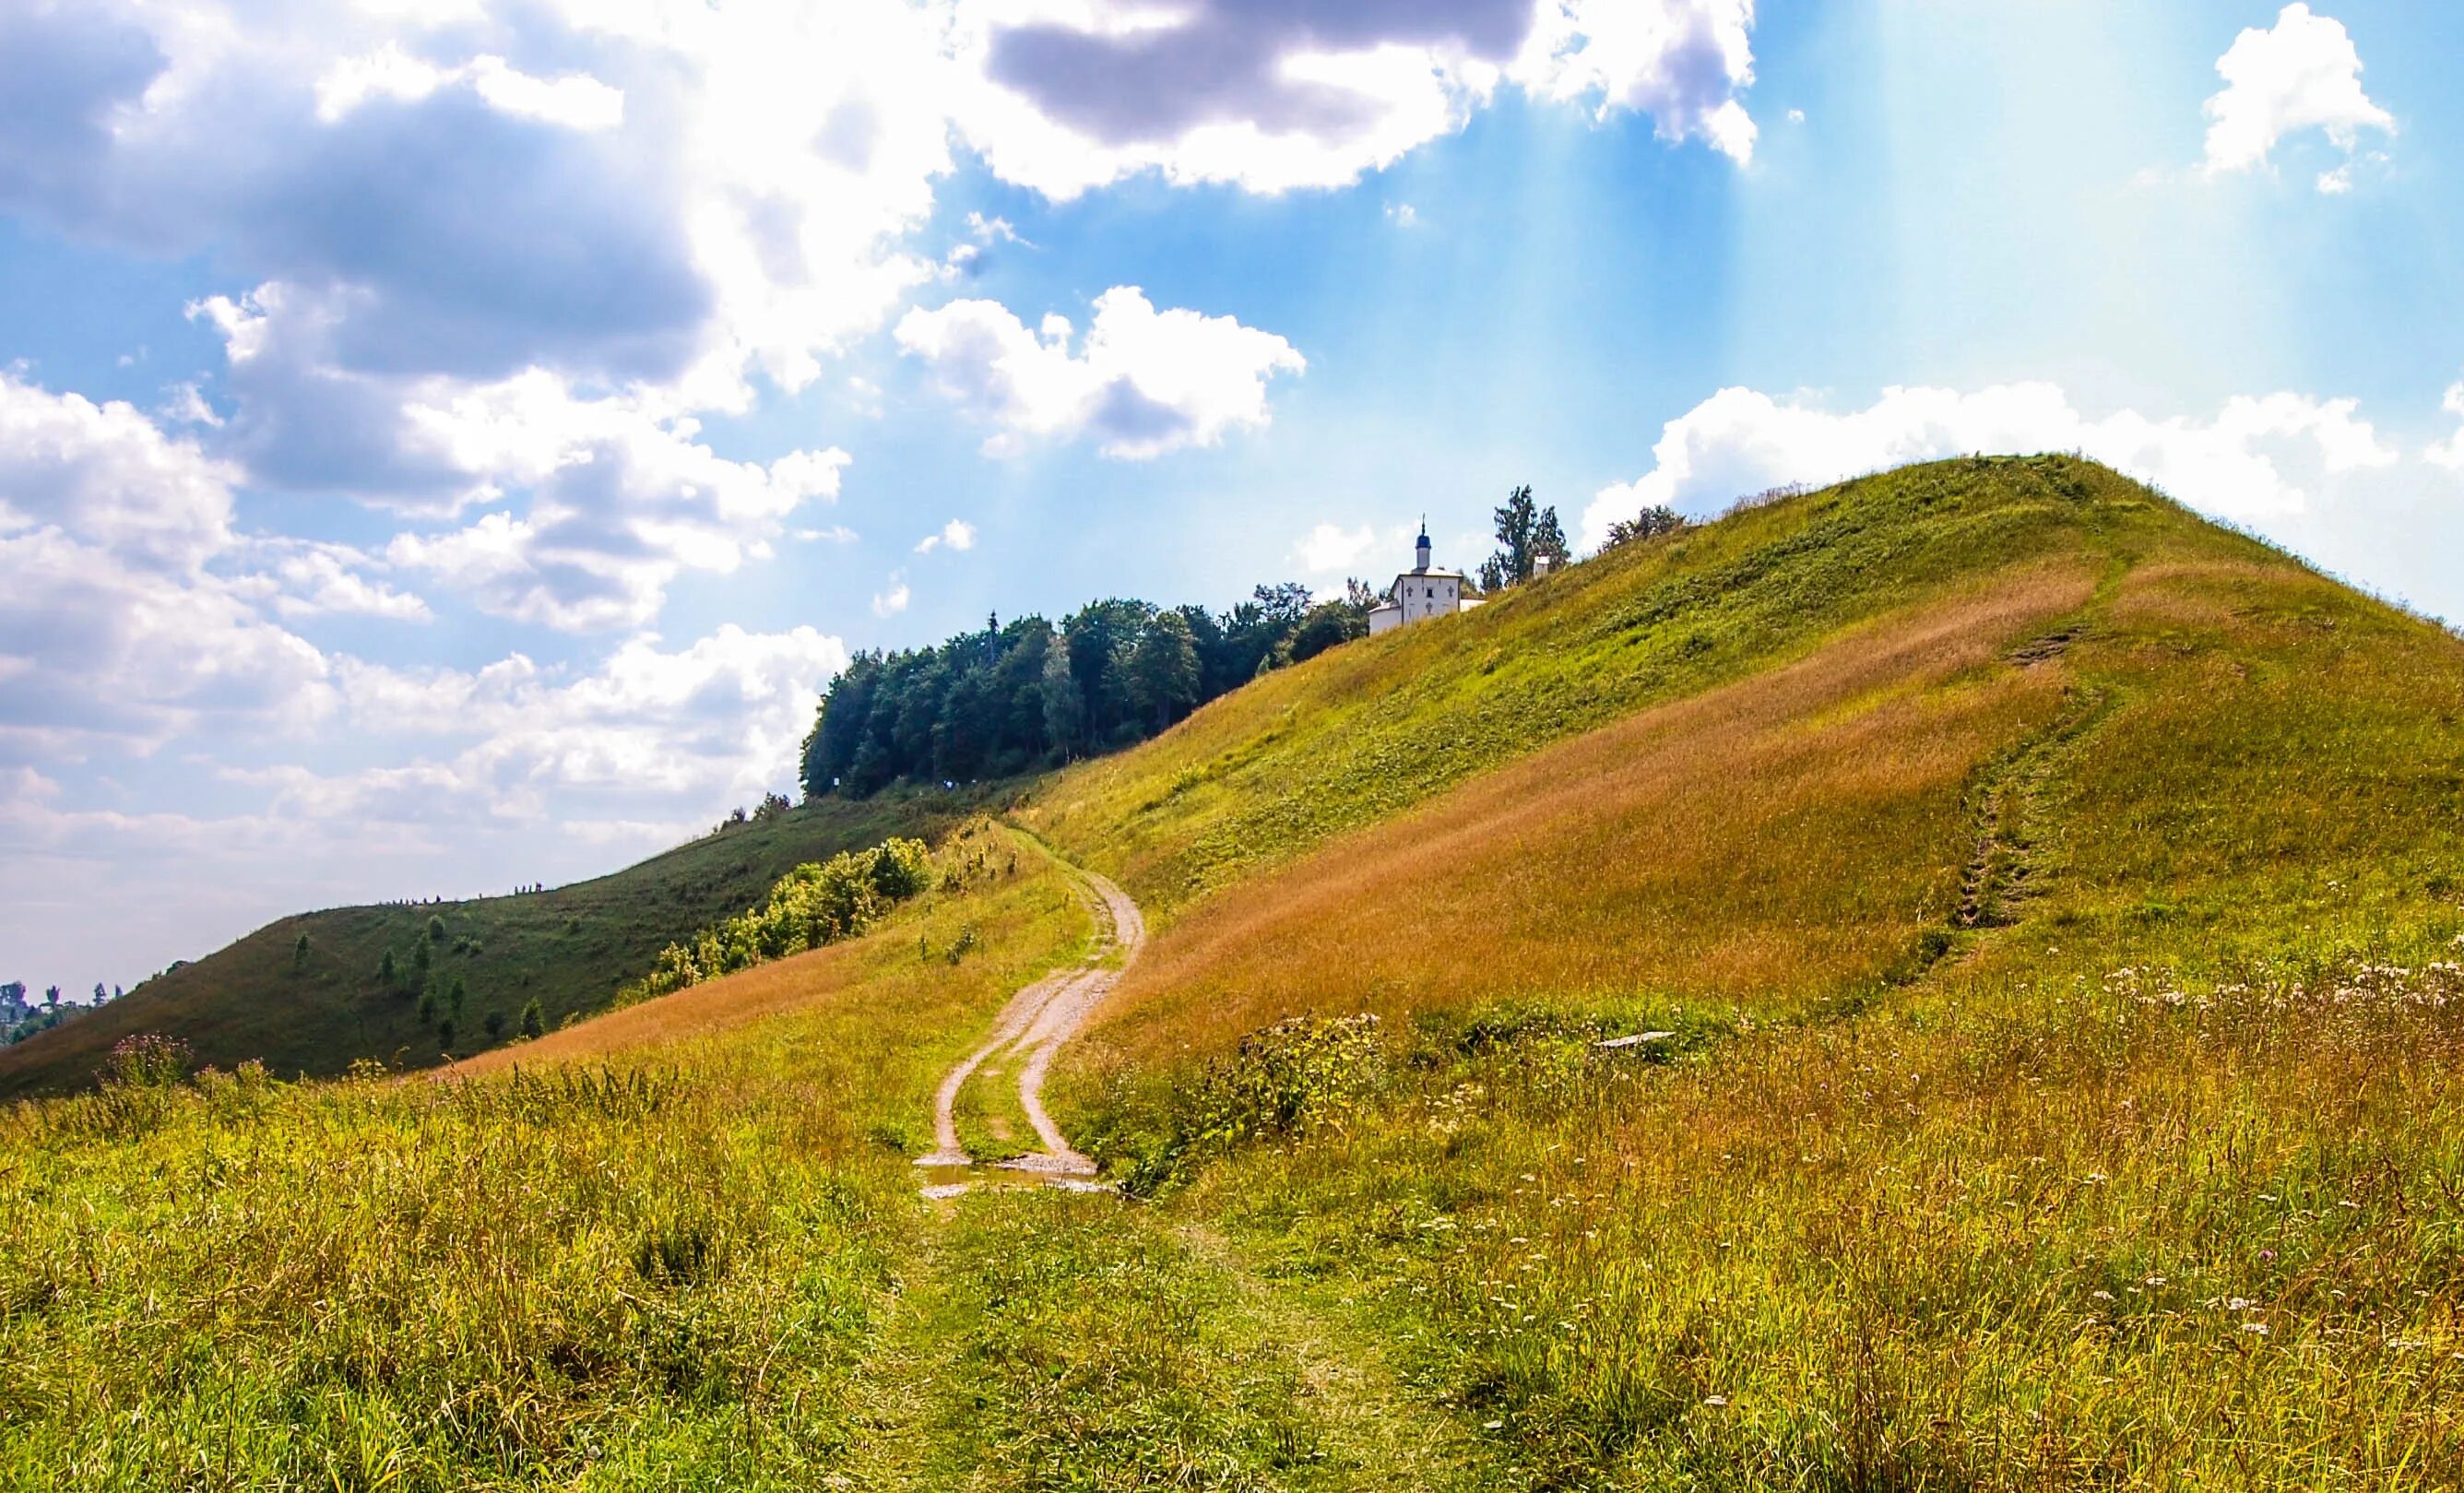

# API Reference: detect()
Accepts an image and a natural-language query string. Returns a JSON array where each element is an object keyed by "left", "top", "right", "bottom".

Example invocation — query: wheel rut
[{"left": 915, "top": 861, "right": 1143, "bottom": 1195}]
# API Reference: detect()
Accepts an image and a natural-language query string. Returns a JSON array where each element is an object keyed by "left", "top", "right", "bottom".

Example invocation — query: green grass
[
  {"left": 9, "top": 457, "right": 2464, "bottom": 1487},
  {"left": 0, "top": 825, "right": 1089, "bottom": 1490},
  {"left": 1036, "top": 458, "right": 2464, "bottom": 1487},
  {"left": 0, "top": 789, "right": 981, "bottom": 1099}
]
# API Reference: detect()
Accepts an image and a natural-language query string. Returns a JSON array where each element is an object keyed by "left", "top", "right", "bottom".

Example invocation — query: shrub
[
  {"left": 104, "top": 1033, "right": 193, "bottom": 1089},
  {"left": 616, "top": 836, "right": 936, "bottom": 1005},
  {"left": 1114, "top": 1013, "right": 1388, "bottom": 1195},
  {"left": 519, "top": 999, "right": 544, "bottom": 1039}
]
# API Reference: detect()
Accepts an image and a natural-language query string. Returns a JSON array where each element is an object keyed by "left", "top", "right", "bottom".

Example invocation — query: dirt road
[{"left": 916, "top": 866, "right": 1143, "bottom": 1186}]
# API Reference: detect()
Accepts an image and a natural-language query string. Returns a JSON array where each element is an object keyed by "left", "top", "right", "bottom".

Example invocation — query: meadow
[
  {"left": 0, "top": 823, "right": 1096, "bottom": 1490},
  {"left": 6, "top": 458, "right": 2462, "bottom": 1487},
  {"left": 1047, "top": 460, "right": 2464, "bottom": 1487}
]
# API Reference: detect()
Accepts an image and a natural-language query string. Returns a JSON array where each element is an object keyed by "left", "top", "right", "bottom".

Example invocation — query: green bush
[
  {"left": 1112, "top": 1013, "right": 1388, "bottom": 1195},
  {"left": 618, "top": 837, "right": 934, "bottom": 1005}
]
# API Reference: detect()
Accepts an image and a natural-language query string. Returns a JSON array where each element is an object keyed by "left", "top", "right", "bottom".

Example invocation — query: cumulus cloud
[
  {"left": 950, "top": 0, "right": 1528, "bottom": 197},
  {"left": 872, "top": 574, "right": 912, "bottom": 618},
  {"left": 314, "top": 624, "right": 847, "bottom": 813},
  {"left": 376, "top": 369, "right": 848, "bottom": 631},
  {"left": 1580, "top": 383, "right": 2399, "bottom": 548},
  {"left": 0, "top": 374, "right": 337, "bottom": 757},
  {"left": 2202, "top": 4, "right": 2393, "bottom": 192},
  {"left": 949, "top": 0, "right": 1759, "bottom": 196},
  {"left": 1516, "top": 0, "right": 1759, "bottom": 162},
  {"left": 897, "top": 287, "right": 1306, "bottom": 459},
  {"left": 2429, "top": 383, "right": 2464, "bottom": 474},
  {"left": 916, "top": 518, "right": 977, "bottom": 554},
  {"left": 1294, "top": 522, "right": 1380, "bottom": 574}
]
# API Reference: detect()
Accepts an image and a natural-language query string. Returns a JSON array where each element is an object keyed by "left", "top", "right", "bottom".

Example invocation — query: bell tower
[{"left": 1415, "top": 519, "right": 1431, "bottom": 573}]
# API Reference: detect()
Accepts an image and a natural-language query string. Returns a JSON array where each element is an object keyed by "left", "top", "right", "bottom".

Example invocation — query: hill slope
[
  {"left": 1024, "top": 456, "right": 2461, "bottom": 1074},
  {"left": 0, "top": 790, "right": 976, "bottom": 1098},
  {"left": 6, "top": 456, "right": 2463, "bottom": 1486}
]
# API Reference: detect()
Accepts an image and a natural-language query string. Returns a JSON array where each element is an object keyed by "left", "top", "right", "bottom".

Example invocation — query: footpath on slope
[{"left": 914, "top": 861, "right": 1144, "bottom": 1195}]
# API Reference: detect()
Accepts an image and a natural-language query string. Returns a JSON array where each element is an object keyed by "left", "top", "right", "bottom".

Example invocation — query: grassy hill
[
  {"left": 0, "top": 789, "right": 978, "bottom": 1099},
  {"left": 1030, "top": 455, "right": 2464, "bottom": 1072},
  {"left": 1027, "top": 455, "right": 2464, "bottom": 1483},
  {"left": 7, "top": 456, "right": 2463, "bottom": 1487}
]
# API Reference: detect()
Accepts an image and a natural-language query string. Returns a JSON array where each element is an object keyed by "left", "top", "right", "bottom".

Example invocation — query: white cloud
[
  {"left": 1516, "top": 0, "right": 1759, "bottom": 163},
  {"left": 1580, "top": 382, "right": 2399, "bottom": 548},
  {"left": 362, "top": 367, "right": 848, "bottom": 631},
  {"left": 916, "top": 518, "right": 977, "bottom": 554},
  {"left": 872, "top": 574, "right": 912, "bottom": 617},
  {"left": 897, "top": 286, "right": 1306, "bottom": 459},
  {"left": 1294, "top": 522, "right": 1380, "bottom": 575},
  {"left": 314, "top": 46, "right": 624, "bottom": 131},
  {"left": 949, "top": 1, "right": 1761, "bottom": 197},
  {"left": 2428, "top": 383, "right": 2464, "bottom": 473},
  {"left": 2202, "top": 4, "right": 2393, "bottom": 190},
  {"left": 0, "top": 374, "right": 338, "bottom": 757},
  {"left": 238, "top": 540, "right": 433, "bottom": 622},
  {"left": 1387, "top": 202, "right": 1422, "bottom": 229}
]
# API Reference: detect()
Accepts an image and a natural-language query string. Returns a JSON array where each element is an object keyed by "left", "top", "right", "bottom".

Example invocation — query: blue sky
[{"left": 3, "top": 0, "right": 2458, "bottom": 997}]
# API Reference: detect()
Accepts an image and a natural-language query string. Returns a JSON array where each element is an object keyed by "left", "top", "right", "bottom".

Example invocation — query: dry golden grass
[
  {"left": 451, "top": 826, "right": 1090, "bottom": 1077},
  {"left": 1083, "top": 563, "right": 2097, "bottom": 1068},
  {"left": 449, "top": 936, "right": 889, "bottom": 1075}
]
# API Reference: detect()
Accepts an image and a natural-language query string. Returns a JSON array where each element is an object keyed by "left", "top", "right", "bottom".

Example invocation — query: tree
[
  {"left": 1286, "top": 599, "right": 1368, "bottom": 664},
  {"left": 1344, "top": 577, "right": 1381, "bottom": 610},
  {"left": 1128, "top": 611, "right": 1201, "bottom": 730},
  {"left": 293, "top": 932, "right": 312, "bottom": 971},
  {"left": 412, "top": 940, "right": 431, "bottom": 980},
  {"left": 437, "top": 1018, "right": 455, "bottom": 1052},
  {"left": 484, "top": 1011, "right": 505, "bottom": 1039},
  {"left": 427, "top": 915, "right": 445, "bottom": 943},
  {"left": 1039, "top": 629, "right": 1083, "bottom": 760},
  {"left": 519, "top": 999, "right": 545, "bottom": 1039},
  {"left": 1482, "top": 485, "right": 1569, "bottom": 588},
  {"left": 447, "top": 976, "right": 467, "bottom": 1024},
  {"left": 1533, "top": 505, "right": 1570, "bottom": 574},
  {"left": 1488, "top": 483, "right": 1540, "bottom": 586},
  {"left": 416, "top": 987, "right": 436, "bottom": 1025},
  {"left": 379, "top": 948, "right": 398, "bottom": 987}
]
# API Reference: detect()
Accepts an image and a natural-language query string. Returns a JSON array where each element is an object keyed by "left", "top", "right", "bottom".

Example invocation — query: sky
[{"left": 2, "top": 0, "right": 2459, "bottom": 997}]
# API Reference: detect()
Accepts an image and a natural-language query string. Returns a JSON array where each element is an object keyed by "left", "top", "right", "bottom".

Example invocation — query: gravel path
[{"left": 916, "top": 866, "right": 1144, "bottom": 1185}]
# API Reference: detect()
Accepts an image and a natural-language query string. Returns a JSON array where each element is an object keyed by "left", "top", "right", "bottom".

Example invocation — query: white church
[{"left": 1367, "top": 522, "right": 1485, "bottom": 635}]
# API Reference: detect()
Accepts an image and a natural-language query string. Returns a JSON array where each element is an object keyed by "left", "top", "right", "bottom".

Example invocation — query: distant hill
[{"left": 0, "top": 791, "right": 977, "bottom": 1098}]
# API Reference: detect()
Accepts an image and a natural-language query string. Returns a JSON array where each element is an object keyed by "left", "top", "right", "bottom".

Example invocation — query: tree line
[{"left": 800, "top": 583, "right": 1370, "bottom": 798}]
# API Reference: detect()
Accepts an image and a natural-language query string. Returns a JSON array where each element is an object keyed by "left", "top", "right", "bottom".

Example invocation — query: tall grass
[{"left": 0, "top": 826, "right": 1088, "bottom": 1490}]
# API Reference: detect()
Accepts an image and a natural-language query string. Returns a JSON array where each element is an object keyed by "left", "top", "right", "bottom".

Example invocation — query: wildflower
[
  {"left": 2242, "top": 1321, "right": 2270, "bottom": 1336},
  {"left": 2258, "top": 1250, "right": 2276, "bottom": 1262},
  {"left": 2092, "top": 1290, "right": 2115, "bottom": 1301},
  {"left": 1483, "top": 1420, "right": 1504, "bottom": 1431},
  {"left": 1702, "top": 1396, "right": 1728, "bottom": 1407}
]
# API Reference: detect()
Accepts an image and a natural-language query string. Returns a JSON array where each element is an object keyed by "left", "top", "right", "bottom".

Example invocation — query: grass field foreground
[{"left": 0, "top": 823, "right": 1094, "bottom": 1490}]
